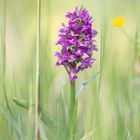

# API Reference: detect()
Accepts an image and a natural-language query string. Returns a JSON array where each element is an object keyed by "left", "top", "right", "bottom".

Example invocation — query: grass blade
[
  {"left": 0, "top": 107, "right": 25, "bottom": 140},
  {"left": 76, "top": 71, "right": 100, "bottom": 99},
  {"left": 12, "top": 98, "right": 57, "bottom": 133}
]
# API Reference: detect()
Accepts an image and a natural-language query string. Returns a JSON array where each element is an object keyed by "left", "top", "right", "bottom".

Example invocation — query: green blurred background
[{"left": 0, "top": 0, "right": 140, "bottom": 139}]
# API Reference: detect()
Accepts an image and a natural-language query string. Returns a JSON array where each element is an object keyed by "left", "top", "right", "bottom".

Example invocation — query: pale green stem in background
[
  {"left": 120, "top": 27, "right": 133, "bottom": 43},
  {"left": 28, "top": 81, "right": 33, "bottom": 139},
  {"left": 98, "top": 28, "right": 104, "bottom": 94},
  {"left": 35, "top": 0, "right": 41, "bottom": 139},
  {"left": 69, "top": 80, "right": 77, "bottom": 140},
  {"left": 2, "top": 0, "right": 11, "bottom": 113}
]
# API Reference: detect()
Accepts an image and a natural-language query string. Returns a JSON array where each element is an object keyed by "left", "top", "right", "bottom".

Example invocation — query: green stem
[
  {"left": 35, "top": 0, "right": 41, "bottom": 139},
  {"left": 2, "top": 0, "right": 12, "bottom": 114},
  {"left": 120, "top": 27, "right": 133, "bottom": 43},
  {"left": 69, "top": 80, "right": 77, "bottom": 140},
  {"left": 3, "top": 0, "right": 7, "bottom": 102},
  {"left": 98, "top": 27, "right": 104, "bottom": 94}
]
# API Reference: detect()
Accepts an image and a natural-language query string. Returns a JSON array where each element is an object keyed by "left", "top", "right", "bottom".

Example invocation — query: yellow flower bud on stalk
[
  {"left": 112, "top": 16, "right": 132, "bottom": 42},
  {"left": 112, "top": 17, "right": 124, "bottom": 27}
]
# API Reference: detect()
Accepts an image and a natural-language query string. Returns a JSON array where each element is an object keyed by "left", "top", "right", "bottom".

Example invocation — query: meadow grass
[{"left": 0, "top": 0, "right": 140, "bottom": 140}]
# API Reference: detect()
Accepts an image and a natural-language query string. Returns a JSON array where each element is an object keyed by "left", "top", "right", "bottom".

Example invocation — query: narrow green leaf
[
  {"left": 12, "top": 98, "right": 57, "bottom": 134},
  {"left": 76, "top": 71, "right": 100, "bottom": 98},
  {"left": 80, "top": 131, "right": 94, "bottom": 140},
  {"left": 12, "top": 98, "right": 29, "bottom": 109},
  {"left": 126, "top": 129, "right": 133, "bottom": 140},
  {"left": 0, "top": 107, "right": 25, "bottom": 140},
  {"left": 41, "top": 108, "right": 57, "bottom": 133}
]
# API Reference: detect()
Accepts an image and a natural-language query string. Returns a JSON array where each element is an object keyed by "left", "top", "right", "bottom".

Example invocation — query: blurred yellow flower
[{"left": 112, "top": 17, "right": 124, "bottom": 27}]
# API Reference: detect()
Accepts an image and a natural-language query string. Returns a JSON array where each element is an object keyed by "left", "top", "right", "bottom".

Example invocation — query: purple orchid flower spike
[{"left": 55, "top": 7, "right": 98, "bottom": 81}]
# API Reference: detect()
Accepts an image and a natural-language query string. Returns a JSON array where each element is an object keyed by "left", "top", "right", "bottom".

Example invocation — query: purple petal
[
  {"left": 92, "top": 30, "right": 98, "bottom": 36},
  {"left": 70, "top": 73, "right": 77, "bottom": 81}
]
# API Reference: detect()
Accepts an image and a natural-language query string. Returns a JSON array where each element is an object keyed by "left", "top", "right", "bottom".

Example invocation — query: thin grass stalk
[
  {"left": 28, "top": 81, "right": 33, "bottom": 139},
  {"left": 98, "top": 27, "right": 104, "bottom": 94},
  {"left": 120, "top": 27, "right": 133, "bottom": 43},
  {"left": 46, "top": 0, "right": 51, "bottom": 64},
  {"left": 69, "top": 80, "right": 77, "bottom": 140},
  {"left": 45, "top": 0, "right": 52, "bottom": 106},
  {"left": 3, "top": 0, "right": 7, "bottom": 101},
  {"left": 35, "top": 0, "right": 41, "bottom": 139},
  {"left": 2, "top": 0, "right": 12, "bottom": 114}
]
